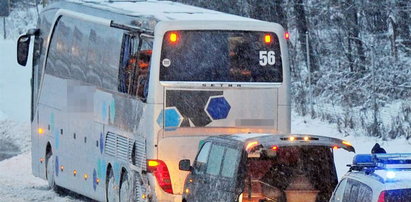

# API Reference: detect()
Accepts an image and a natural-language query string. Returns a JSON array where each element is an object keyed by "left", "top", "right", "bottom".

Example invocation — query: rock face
[{"left": 0, "top": 139, "right": 20, "bottom": 161}]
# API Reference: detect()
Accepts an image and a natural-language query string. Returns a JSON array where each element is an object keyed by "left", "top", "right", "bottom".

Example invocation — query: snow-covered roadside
[
  {"left": 292, "top": 111, "right": 411, "bottom": 179},
  {"left": 0, "top": 152, "right": 66, "bottom": 202}
]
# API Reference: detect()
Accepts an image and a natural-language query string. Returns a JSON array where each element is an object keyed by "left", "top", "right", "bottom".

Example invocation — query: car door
[{"left": 185, "top": 141, "right": 243, "bottom": 201}]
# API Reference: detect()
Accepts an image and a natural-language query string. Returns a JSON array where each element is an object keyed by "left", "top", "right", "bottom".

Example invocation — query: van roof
[
  {"left": 208, "top": 133, "right": 356, "bottom": 152},
  {"left": 64, "top": 0, "right": 258, "bottom": 22}
]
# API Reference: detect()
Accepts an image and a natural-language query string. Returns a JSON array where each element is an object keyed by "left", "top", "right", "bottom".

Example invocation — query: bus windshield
[{"left": 160, "top": 30, "right": 283, "bottom": 83}]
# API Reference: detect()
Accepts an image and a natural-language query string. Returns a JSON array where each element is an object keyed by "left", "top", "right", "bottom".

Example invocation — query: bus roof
[{"left": 65, "top": 0, "right": 259, "bottom": 22}]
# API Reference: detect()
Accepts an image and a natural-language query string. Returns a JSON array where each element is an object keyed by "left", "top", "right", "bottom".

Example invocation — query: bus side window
[
  {"left": 118, "top": 34, "right": 152, "bottom": 101},
  {"left": 118, "top": 34, "right": 139, "bottom": 95}
]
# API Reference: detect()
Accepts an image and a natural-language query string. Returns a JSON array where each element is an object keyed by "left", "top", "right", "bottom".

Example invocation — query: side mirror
[
  {"left": 179, "top": 159, "right": 191, "bottom": 171},
  {"left": 16, "top": 29, "right": 39, "bottom": 66},
  {"left": 17, "top": 34, "right": 31, "bottom": 66}
]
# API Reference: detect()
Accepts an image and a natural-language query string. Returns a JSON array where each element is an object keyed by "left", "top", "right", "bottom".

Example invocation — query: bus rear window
[{"left": 160, "top": 31, "right": 282, "bottom": 83}]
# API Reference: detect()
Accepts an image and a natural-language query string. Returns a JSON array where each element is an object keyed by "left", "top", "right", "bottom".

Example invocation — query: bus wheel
[
  {"left": 107, "top": 169, "right": 119, "bottom": 202},
  {"left": 119, "top": 171, "right": 132, "bottom": 202},
  {"left": 45, "top": 151, "right": 57, "bottom": 190}
]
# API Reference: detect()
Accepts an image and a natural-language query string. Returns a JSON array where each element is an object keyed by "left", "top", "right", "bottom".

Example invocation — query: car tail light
[
  {"left": 147, "top": 159, "right": 173, "bottom": 194},
  {"left": 377, "top": 191, "right": 385, "bottom": 202}
]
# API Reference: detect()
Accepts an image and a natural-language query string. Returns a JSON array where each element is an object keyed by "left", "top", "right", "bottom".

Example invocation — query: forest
[
  {"left": 173, "top": 0, "right": 411, "bottom": 140},
  {"left": 3, "top": 0, "right": 411, "bottom": 140}
]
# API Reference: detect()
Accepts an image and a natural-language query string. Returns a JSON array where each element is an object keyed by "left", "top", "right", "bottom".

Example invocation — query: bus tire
[
  {"left": 45, "top": 150, "right": 57, "bottom": 191},
  {"left": 107, "top": 169, "right": 119, "bottom": 202},
  {"left": 119, "top": 171, "right": 132, "bottom": 202}
]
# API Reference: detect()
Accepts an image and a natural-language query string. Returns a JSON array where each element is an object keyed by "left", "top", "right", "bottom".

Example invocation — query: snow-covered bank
[
  {"left": 0, "top": 40, "right": 31, "bottom": 160},
  {"left": 0, "top": 40, "right": 31, "bottom": 122},
  {"left": 292, "top": 112, "right": 411, "bottom": 179}
]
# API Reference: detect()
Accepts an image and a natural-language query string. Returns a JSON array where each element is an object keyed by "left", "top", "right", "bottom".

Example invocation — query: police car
[{"left": 330, "top": 153, "right": 411, "bottom": 202}]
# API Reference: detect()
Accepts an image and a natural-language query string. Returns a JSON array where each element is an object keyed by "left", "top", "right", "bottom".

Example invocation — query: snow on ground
[
  {"left": 292, "top": 112, "right": 411, "bottom": 179},
  {"left": 0, "top": 152, "right": 72, "bottom": 202}
]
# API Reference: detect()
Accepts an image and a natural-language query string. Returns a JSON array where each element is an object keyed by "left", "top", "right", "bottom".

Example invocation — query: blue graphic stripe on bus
[
  {"left": 99, "top": 133, "right": 104, "bottom": 154},
  {"left": 54, "top": 129, "right": 60, "bottom": 150},
  {"left": 157, "top": 107, "right": 183, "bottom": 128},
  {"left": 50, "top": 112, "right": 55, "bottom": 132},
  {"left": 109, "top": 100, "right": 116, "bottom": 124},
  {"left": 93, "top": 169, "right": 97, "bottom": 191},
  {"left": 166, "top": 90, "right": 223, "bottom": 127},
  {"left": 206, "top": 96, "right": 231, "bottom": 120},
  {"left": 102, "top": 102, "right": 108, "bottom": 122},
  {"left": 55, "top": 156, "right": 59, "bottom": 177},
  {"left": 97, "top": 159, "right": 106, "bottom": 180}
]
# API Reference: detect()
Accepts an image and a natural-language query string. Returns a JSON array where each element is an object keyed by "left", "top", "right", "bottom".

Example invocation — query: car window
[
  {"left": 206, "top": 144, "right": 225, "bottom": 175},
  {"left": 193, "top": 142, "right": 211, "bottom": 174},
  {"left": 358, "top": 183, "right": 372, "bottom": 202},
  {"left": 342, "top": 179, "right": 372, "bottom": 202},
  {"left": 331, "top": 178, "right": 348, "bottom": 201},
  {"left": 221, "top": 147, "right": 240, "bottom": 178}
]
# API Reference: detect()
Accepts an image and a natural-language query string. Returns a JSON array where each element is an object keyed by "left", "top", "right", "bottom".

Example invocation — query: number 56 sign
[{"left": 259, "top": 51, "right": 275, "bottom": 66}]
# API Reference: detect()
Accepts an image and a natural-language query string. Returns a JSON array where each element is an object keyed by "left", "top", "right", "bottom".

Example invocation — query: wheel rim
[
  {"left": 120, "top": 176, "right": 131, "bottom": 202},
  {"left": 107, "top": 171, "right": 119, "bottom": 202},
  {"left": 46, "top": 154, "right": 55, "bottom": 188}
]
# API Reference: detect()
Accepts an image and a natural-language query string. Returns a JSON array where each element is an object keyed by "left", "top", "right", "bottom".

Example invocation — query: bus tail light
[
  {"left": 147, "top": 159, "right": 173, "bottom": 194},
  {"left": 284, "top": 32, "right": 290, "bottom": 40},
  {"left": 264, "top": 34, "right": 272, "bottom": 44},
  {"left": 168, "top": 32, "right": 179, "bottom": 43}
]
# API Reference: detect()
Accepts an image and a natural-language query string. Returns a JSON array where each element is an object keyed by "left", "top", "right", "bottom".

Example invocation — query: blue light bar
[
  {"left": 353, "top": 154, "right": 374, "bottom": 165},
  {"left": 352, "top": 153, "right": 411, "bottom": 170}
]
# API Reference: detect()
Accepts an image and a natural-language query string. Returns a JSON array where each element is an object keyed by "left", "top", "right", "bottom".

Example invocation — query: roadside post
[{"left": 0, "top": 0, "right": 10, "bottom": 39}]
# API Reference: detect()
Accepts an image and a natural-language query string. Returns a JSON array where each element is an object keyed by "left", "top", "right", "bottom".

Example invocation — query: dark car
[{"left": 179, "top": 133, "right": 355, "bottom": 202}]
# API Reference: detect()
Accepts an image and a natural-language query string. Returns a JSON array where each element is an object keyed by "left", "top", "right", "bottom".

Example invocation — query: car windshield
[{"left": 242, "top": 146, "right": 337, "bottom": 202}]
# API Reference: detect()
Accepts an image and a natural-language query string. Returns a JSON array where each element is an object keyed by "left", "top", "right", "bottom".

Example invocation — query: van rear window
[
  {"left": 385, "top": 189, "right": 411, "bottom": 202},
  {"left": 243, "top": 146, "right": 337, "bottom": 202}
]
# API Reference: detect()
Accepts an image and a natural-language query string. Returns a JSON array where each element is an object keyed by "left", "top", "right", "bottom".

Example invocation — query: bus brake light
[{"left": 147, "top": 159, "right": 173, "bottom": 194}]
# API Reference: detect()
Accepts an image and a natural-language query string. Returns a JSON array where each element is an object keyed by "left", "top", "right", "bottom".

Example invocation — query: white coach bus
[{"left": 17, "top": 0, "right": 290, "bottom": 201}]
